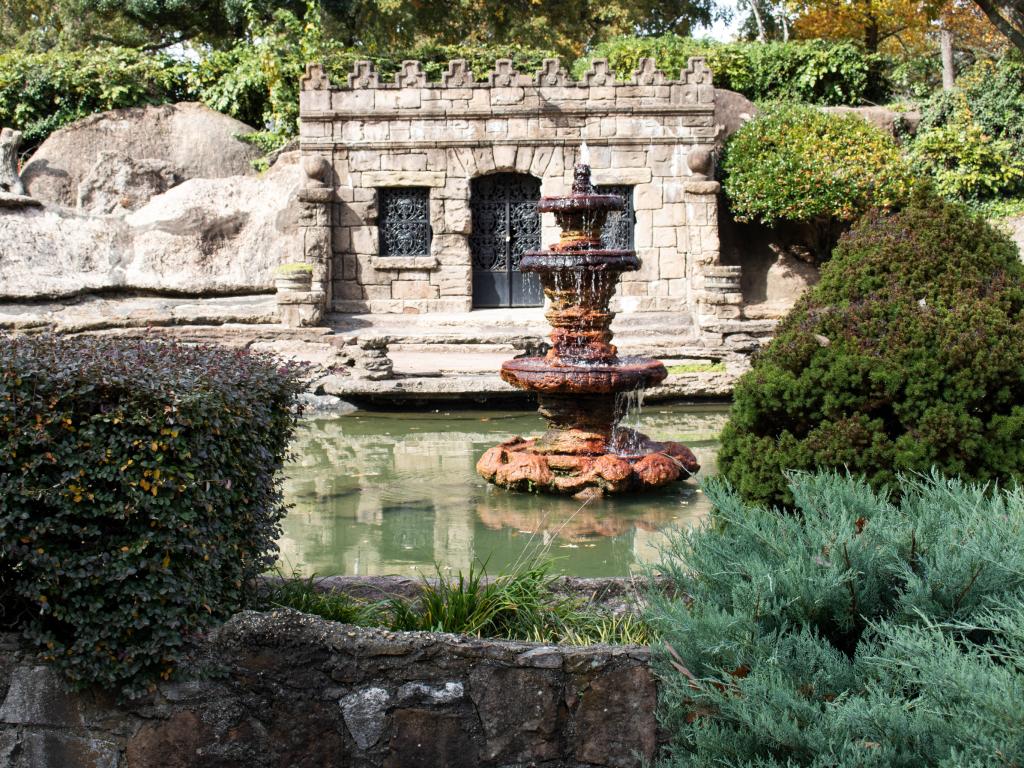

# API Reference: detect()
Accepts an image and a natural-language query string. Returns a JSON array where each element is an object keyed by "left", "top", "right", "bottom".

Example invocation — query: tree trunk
[
  {"left": 749, "top": 0, "right": 767, "bottom": 42},
  {"left": 941, "top": 26, "right": 956, "bottom": 89},
  {"left": 864, "top": 16, "right": 880, "bottom": 53},
  {"left": 972, "top": 0, "right": 1024, "bottom": 54}
]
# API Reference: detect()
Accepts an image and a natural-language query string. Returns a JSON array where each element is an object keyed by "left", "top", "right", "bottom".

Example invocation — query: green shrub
[
  {"left": 720, "top": 103, "right": 914, "bottom": 258},
  {"left": 920, "top": 54, "right": 1024, "bottom": 156},
  {"left": 0, "top": 335, "right": 306, "bottom": 695},
  {"left": 910, "top": 120, "right": 1024, "bottom": 202},
  {"left": 575, "top": 36, "right": 882, "bottom": 105},
  {"left": 718, "top": 190, "right": 1024, "bottom": 508},
  {"left": 0, "top": 46, "right": 193, "bottom": 152},
  {"left": 650, "top": 471, "right": 1024, "bottom": 767},
  {"left": 912, "top": 55, "right": 1024, "bottom": 204}
]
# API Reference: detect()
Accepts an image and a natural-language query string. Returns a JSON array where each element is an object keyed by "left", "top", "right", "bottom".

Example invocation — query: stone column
[
  {"left": 280, "top": 154, "right": 333, "bottom": 327},
  {"left": 684, "top": 146, "right": 742, "bottom": 329}
]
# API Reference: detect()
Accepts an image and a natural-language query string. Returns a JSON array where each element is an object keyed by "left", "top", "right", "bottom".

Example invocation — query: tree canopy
[{"left": 1, "top": 0, "right": 718, "bottom": 58}]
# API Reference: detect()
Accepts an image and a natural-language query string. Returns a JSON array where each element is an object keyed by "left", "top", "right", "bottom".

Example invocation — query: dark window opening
[
  {"left": 596, "top": 185, "right": 635, "bottom": 250},
  {"left": 379, "top": 187, "right": 431, "bottom": 257}
]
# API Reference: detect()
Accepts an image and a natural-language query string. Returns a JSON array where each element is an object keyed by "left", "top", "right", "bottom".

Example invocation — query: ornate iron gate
[{"left": 470, "top": 173, "right": 543, "bottom": 308}]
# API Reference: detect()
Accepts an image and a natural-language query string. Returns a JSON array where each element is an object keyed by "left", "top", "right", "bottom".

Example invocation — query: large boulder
[
  {"left": 21, "top": 103, "right": 262, "bottom": 208},
  {"left": 0, "top": 152, "right": 303, "bottom": 299},
  {"left": 824, "top": 105, "right": 921, "bottom": 138},
  {"left": 714, "top": 88, "right": 757, "bottom": 144}
]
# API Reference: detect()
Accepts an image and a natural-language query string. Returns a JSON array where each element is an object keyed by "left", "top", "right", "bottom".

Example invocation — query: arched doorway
[{"left": 470, "top": 173, "right": 543, "bottom": 308}]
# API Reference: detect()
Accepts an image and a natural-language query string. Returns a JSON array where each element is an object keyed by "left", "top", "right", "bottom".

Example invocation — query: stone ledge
[
  {"left": 362, "top": 170, "right": 446, "bottom": 187},
  {"left": 301, "top": 136, "right": 715, "bottom": 151},
  {"left": 297, "top": 187, "right": 335, "bottom": 204},
  {"left": 0, "top": 192, "right": 42, "bottom": 208},
  {"left": 700, "top": 319, "right": 779, "bottom": 334},
  {"left": 683, "top": 180, "right": 721, "bottom": 194},
  {"left": 370, "top": 256, "right": 439, "bottom": 271},
  {"left": 300, "top": 104, "right": 715, "bottom": 120}
]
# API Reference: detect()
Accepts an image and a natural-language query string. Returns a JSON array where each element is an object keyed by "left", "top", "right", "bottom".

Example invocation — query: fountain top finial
[{"left": 572, "top": 163, "right": 594, "bottom": 195}]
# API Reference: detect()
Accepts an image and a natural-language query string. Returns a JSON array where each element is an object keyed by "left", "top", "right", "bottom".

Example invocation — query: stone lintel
[
  {"left": 362, "top": 171, "right": 446, "bottom": 188},
  {"left": 370, "top": 256, "right": 439, "bottom": 271}
]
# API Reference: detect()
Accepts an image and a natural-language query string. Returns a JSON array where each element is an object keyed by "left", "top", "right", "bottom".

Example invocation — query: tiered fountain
[{"left": 477, "top": 163, "right": 699, "bottom": 496}]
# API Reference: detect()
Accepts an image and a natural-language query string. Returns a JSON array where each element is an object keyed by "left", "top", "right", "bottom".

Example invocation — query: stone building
[{"left": 296, "top": 56, "right": 741, "bottom": 328}]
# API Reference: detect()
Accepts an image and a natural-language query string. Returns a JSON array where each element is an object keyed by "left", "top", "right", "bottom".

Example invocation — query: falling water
[
  {"left": 610, "top": 387, "right": 646, "bottom": 455},
  {"left": 579, "top": 141, "right": 590, "bottom": 166}
]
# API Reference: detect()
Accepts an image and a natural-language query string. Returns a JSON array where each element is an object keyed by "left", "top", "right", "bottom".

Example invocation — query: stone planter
[
  {"left": 274, "top": 271, "right": 313, "bottom": 293},
  {"left": 704, "top": 265, "right": 743, "bottom": 294}
]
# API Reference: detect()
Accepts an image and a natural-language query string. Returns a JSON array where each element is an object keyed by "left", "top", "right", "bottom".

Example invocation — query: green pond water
[{"left": 278, "top": 402, "right": 729, "bottom": 578}]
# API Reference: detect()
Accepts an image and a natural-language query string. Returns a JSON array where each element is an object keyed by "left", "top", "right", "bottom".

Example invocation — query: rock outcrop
[
  {"left": 0, "top": 152, "right": 303, "bottom": 299},
  {"left": 998, "top": 214, "right": 1024, "bottom": 261},
  {"left": 77, "top": 151, "right": 180, "bottom": 214},
  {"left": 21, "top": 102, "right": 262, "bottom": 208}
]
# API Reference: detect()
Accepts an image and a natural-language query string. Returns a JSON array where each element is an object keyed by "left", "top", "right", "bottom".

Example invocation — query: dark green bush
[
  {"left": 719, "top": 190, "right": 1024, "bottom": 508},
  {"left": 650, "top": 471, "right": 1024, "bottom": 767},
  {"left": 575, "top": 36, "right": 882, "bottom": 105},
  {"left": 720, "top": 103, "right": 914, "bottom": 258},
  {"left": 0, "top": 335, "right": 306, "bottom": 695},
  {"left": 0, "top": 46, "right": 193, "bottom": 152}
]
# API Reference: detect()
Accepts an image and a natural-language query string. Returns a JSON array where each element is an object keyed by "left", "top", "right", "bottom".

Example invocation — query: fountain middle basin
[{"left": 477, "top": 163, "right": 699, "bottom": 496}]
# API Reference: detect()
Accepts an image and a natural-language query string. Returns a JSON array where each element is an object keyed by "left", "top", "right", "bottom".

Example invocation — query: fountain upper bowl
[
  {"left": 537, "top": 193, "right": 624, "bottom": 214},
  {"left": 501, "top": 356, "right": 667, "bottom": 394}
]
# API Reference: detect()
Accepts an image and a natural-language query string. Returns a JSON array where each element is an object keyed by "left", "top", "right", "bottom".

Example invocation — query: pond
[{"left": 278, "top": 402, "right": 729, "bottom": 578}]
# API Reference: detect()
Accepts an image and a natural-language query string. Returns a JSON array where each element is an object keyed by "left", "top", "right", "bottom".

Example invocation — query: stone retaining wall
[{"left": 0, "top": 610, "right": 659, "bottom": 768}]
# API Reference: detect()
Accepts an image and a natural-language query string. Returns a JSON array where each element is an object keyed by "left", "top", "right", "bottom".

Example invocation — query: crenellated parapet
[{"left": 299, "top": 57, "right": 717, "bottom": 131}]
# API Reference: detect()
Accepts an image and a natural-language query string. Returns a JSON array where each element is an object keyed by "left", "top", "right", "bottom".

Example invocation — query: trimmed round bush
[
  {"left": 0, "top": 335, "right": 306, "bottom": 694},
  {"left": 721, "top": 103, "right": 914, "bottom": 260},
  {"left": 651, "top": 471, "right": 1024, "bottom": 767},
  {"left": 718, "top": 190, "right": 1024, "bottom": 508}
]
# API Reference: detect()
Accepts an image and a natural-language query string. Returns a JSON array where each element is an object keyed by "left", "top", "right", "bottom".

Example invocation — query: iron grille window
[
  {"left": 596, "top": 185, "right": 635, "bottom": 250},
  {"left": 378, "top": 187, "right": 431, "bottom": 257}
]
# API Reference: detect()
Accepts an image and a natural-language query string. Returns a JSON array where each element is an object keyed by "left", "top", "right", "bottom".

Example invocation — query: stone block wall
[
  {"left": 0, "top": 611, "right": 658, "bottom": 768},
  {"left": 298, "top": 57, "right": 724, "bottom": 315}
]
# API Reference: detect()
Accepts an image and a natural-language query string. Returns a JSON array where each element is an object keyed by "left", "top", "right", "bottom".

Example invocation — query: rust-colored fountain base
[
  {"left": 476, "top": 163, "right": 699, "bottom": 497},
  {"left": 477, "top": 432, "right": 699, "bottom": 497}
]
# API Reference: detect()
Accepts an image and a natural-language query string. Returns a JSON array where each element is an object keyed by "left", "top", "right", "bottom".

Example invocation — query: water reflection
[{"left": 278, "top": 404, "right": 728, "bottom": 578}]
